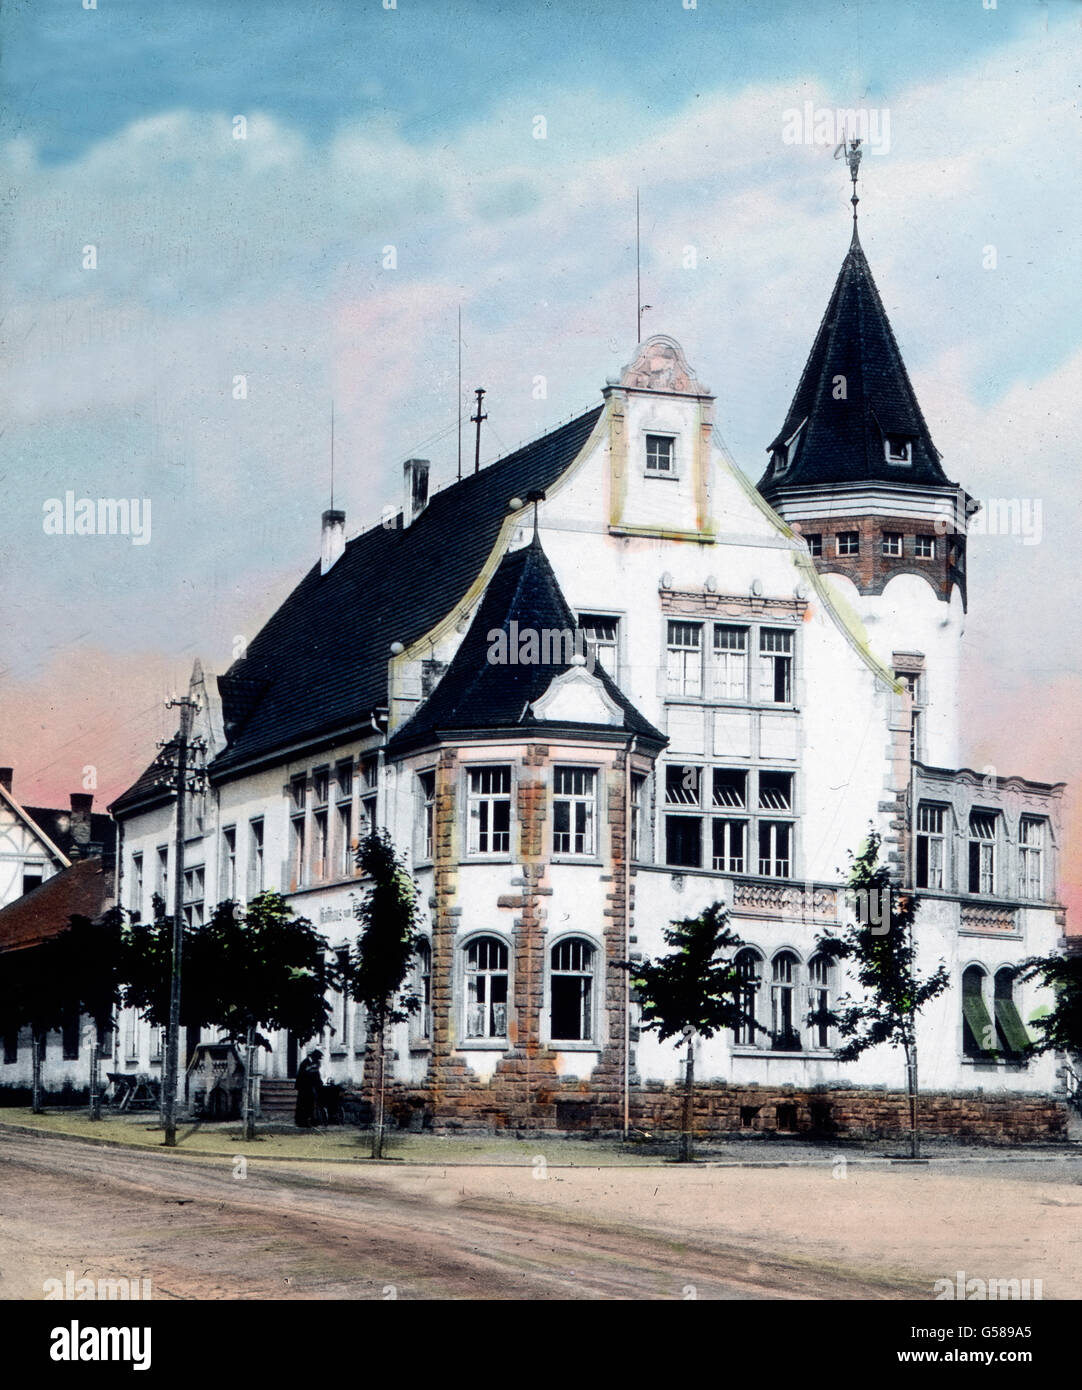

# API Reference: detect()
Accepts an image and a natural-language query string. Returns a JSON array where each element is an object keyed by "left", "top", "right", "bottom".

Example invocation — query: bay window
[
  {"left": 467, "top": 766, "right": 512, "bottom": 856},
  {"left": 464, "top": 937, "right": 509, "bottom": 1040},
  {"left": 552, "top": 767, "right": 597, "bottom": 857},
  {"left": 550, "top": 938, "right": 595, "bottom": 1042}
]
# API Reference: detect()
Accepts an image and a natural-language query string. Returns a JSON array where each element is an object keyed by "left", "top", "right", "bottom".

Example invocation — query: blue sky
[
  {"left": 1, "top": 0, "right": 1080, "bottom": 814},
  {"left": 4, "top": 0, "right": 1044, "bottom": 162}
]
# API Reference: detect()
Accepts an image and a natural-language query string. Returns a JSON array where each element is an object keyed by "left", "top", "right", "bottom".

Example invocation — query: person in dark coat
[{"left": 294, "top": 1049, "right": 324, "bottom": 1128}]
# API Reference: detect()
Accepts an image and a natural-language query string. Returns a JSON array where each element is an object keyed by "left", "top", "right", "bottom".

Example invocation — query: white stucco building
[{"left": 97, "top": 201, "right": 1070, "bottom": 1138}]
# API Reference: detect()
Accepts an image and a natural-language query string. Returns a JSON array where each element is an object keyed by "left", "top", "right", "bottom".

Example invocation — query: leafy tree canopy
[
  {"left": 631, "top": 902, "right": 755, "bottom": 1043},
  {"left": 1018, "top": 951, "right": 1082, "bottom": 1057},
  {"left": 350, "top": 831, "right": 423, "bottom": 1032},
  {"left": 813, "top": 830, "right": 948, "bottom": 1062}
]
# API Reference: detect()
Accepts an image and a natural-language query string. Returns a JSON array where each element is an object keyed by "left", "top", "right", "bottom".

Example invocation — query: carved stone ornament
[{"left": 619, "top": 335, "right": 710, "bottom": 395}]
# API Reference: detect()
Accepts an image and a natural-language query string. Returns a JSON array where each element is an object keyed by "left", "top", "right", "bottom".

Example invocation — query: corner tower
[{"left": 757, "top": 142, "right": 974, "bottom": 768}]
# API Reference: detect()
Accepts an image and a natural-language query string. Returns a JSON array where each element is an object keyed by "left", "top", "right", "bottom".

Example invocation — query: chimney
[
  {"left": 403, "top": 458, "right": 430, "bottom": 527},
  {"left": 320, "top": 508, "right": 346, "bottom": 575},
  {"left": 0, "top": 767, "right": 11, "bottom": 794},
  {"left": 70, "top": 792, "right": 93, "bottom": 857}
]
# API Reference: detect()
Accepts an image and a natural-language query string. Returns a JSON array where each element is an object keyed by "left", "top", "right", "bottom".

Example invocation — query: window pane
[
  {"left": 713, "top": 626, "right": 748, "bottom": 699},
  {"left": 758, "top": 772, "right": 793, "bottom": 810},
  {"left": 666, "top": 765, "right": 701, "bottom": 806},
  {"left": 665, "top": 815, "right": 702, "bottom": 868},
  {"left": 712, "top": 769, "right": 746, "bottom": 808}
]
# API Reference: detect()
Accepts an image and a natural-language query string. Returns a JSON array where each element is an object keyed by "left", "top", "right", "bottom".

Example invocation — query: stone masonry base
[{"left": 370, "top": 1078, "right": 1069, "bottom": 1144}]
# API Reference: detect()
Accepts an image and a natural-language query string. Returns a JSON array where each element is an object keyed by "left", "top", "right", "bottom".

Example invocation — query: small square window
[
  {"left": 645, "top": 434, "right": 675, "bottom": 474},
  {"left": 837, "top": 532, "right": 860, "bottom": 556},
  {"left": 885, "top": 436, "right": 912, "bottom": 464},
  {"left": 882, "top": 532, "right": 903, "bottom": 557},
  {"left": 805, "top": 533, "right": 822, "bottom": 557},
  {"left": 914, "top": 535, "right": 935, "bottom": 559}
]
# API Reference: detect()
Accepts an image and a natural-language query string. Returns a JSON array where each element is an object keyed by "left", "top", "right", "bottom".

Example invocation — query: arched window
[
  {"left": 410, "top": 940, "right": 432, "bottom": 1043},
  {"left": 464, "top": 937, "right": 508, "bottom": 1040},
  {"left": 994, "top": 967, "right": 1029, "bottom": 1058},
  {"left": 771, "top": 951, "right": 801, "bottom": 1051},
  {"left": 807, "top": 954, "right": 831, "bottom": 1050},
  {"left": 961, "top": 965, "right": 994, "bottom": 1057},
  {"left": 733, "top": 948, "right": 762, "bottom": 1046},
  {"left": 550, "top": 938, "right": 596, "bottom": 1042}
]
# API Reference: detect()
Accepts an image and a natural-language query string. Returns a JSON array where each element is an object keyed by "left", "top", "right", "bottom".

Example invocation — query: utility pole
[
  {"left": 457, "top": 306, "right": 463, "bottom": 482},
  {"left": 154, "top": 692, "right": 205, "bottom": 1147},
  {"left": 471, "top": 387, "right": 487, "bottom": 474}
]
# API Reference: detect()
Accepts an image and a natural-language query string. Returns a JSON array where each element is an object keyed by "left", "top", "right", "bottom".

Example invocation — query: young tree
[
  {"left": 197, "top": 893, "right": 333, "bottom": 1140},
  {"left": 630, "top": 902, "right": 757, "bottom": 1161},
  {"left": 54, "top": 908, "right": 127, "bottom": 1120},
  {"left": 812, "top": 830, "right": 949, "bottom": 1159},
  {"left": 351, "top": 831, "right": 423, "bottom": 1159},
  {"left": 121, "top": 893, "right": 211, "bottom": 1131},
  {"left": 0, "top": 944, "right": 63, "bottom": 1113},
  {"left": 1015, "top": 951, "right": 1082, "bottom": 1059}
]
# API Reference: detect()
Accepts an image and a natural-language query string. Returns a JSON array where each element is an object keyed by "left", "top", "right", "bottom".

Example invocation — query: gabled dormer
[
  {"left": 386, "top": 533, "right": 664, "bottom": 758},
  {"left": 603, "top": 335, "right": 715, "bottom": 541}
]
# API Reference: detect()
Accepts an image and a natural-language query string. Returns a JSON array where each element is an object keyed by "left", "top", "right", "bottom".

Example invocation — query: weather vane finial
[{"left": 835, "top": 132, "right": 864, "bottom": 240}]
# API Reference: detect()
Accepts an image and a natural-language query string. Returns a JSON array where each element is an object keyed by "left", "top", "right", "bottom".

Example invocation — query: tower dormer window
[
  {"left": 772, "top": 446, "right": 788, "bottom": 475},
  {"left": 645, "top": 434, "right": 675, "bottom": 475},
  {"left": 885, "top": 435, "right": 912, "bottom": 464}
]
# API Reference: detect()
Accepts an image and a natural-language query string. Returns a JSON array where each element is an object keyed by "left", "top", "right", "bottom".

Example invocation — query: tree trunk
[
  {"left": 906, "top": 1036, "right": 920, "bottom": 1160},
  {"left": 371, "top": 1021, "right": 386, "bottom": 1160},
  {"left": 679, "top": 1033, "right": 695, "bottom": 1163},
  {"left": 31, "top": 1029, "right": 44, "bottom": 1114},
  {"left": 243, "top": 1025, "right": 256, "bottom": 1142},
  {"left": 88, "top": 1024, "right": 102, "bottom": 1121}
]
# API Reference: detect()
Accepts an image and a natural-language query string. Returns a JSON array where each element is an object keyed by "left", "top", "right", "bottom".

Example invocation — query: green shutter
[
  {"left": 962, "top": 991, "right": 996, "bottom": 1054},
  {"left": 995, "top": 998, "right": 1030, "bottom": 1055}
]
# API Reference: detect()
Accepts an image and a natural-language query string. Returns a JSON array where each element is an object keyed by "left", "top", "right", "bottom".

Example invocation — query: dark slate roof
[
  {"left": 387, "top": 535, "right": 665, "bottom": 756},
  {"left": 24, "top": 806, "right": 116, "bottom": 861},
  {"left": 758, "top": 230, "right": 955, "bottom": 499},
  {"left": 108, "top": 760, "right": 171, "bottom": 818},
  {"left": 0, "top": 858, "right": 112, "bottom": 954},
  {"left": 110, "top": 407, "right": 605, "bottom": 806}
]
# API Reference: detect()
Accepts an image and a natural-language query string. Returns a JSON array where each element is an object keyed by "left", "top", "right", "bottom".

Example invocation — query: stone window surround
[
  {"left": 455, "top": 929, "right": 513, "bottom": 1051},
  {"left": 542, "top": 930, "right": 603, "bottom": 1051}
]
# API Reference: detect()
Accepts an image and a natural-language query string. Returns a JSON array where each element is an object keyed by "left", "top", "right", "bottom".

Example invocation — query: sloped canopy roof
[
  {"left": 758, "top": 232, "right": 956, "bottom": 498},
  {"left": 112, "top": 406, "right": 604, "bottom": 812},
  {"left": 0, "top": 857, "right": 111, "bottom": 955},
  {"left": 387, "top": 534, "right": 664, "bottom": 756}
]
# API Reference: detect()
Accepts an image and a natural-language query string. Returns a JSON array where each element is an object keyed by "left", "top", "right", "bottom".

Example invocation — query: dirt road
[{"left": 1, "top": 1130, "right": 1077, "bottom": 1300}]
